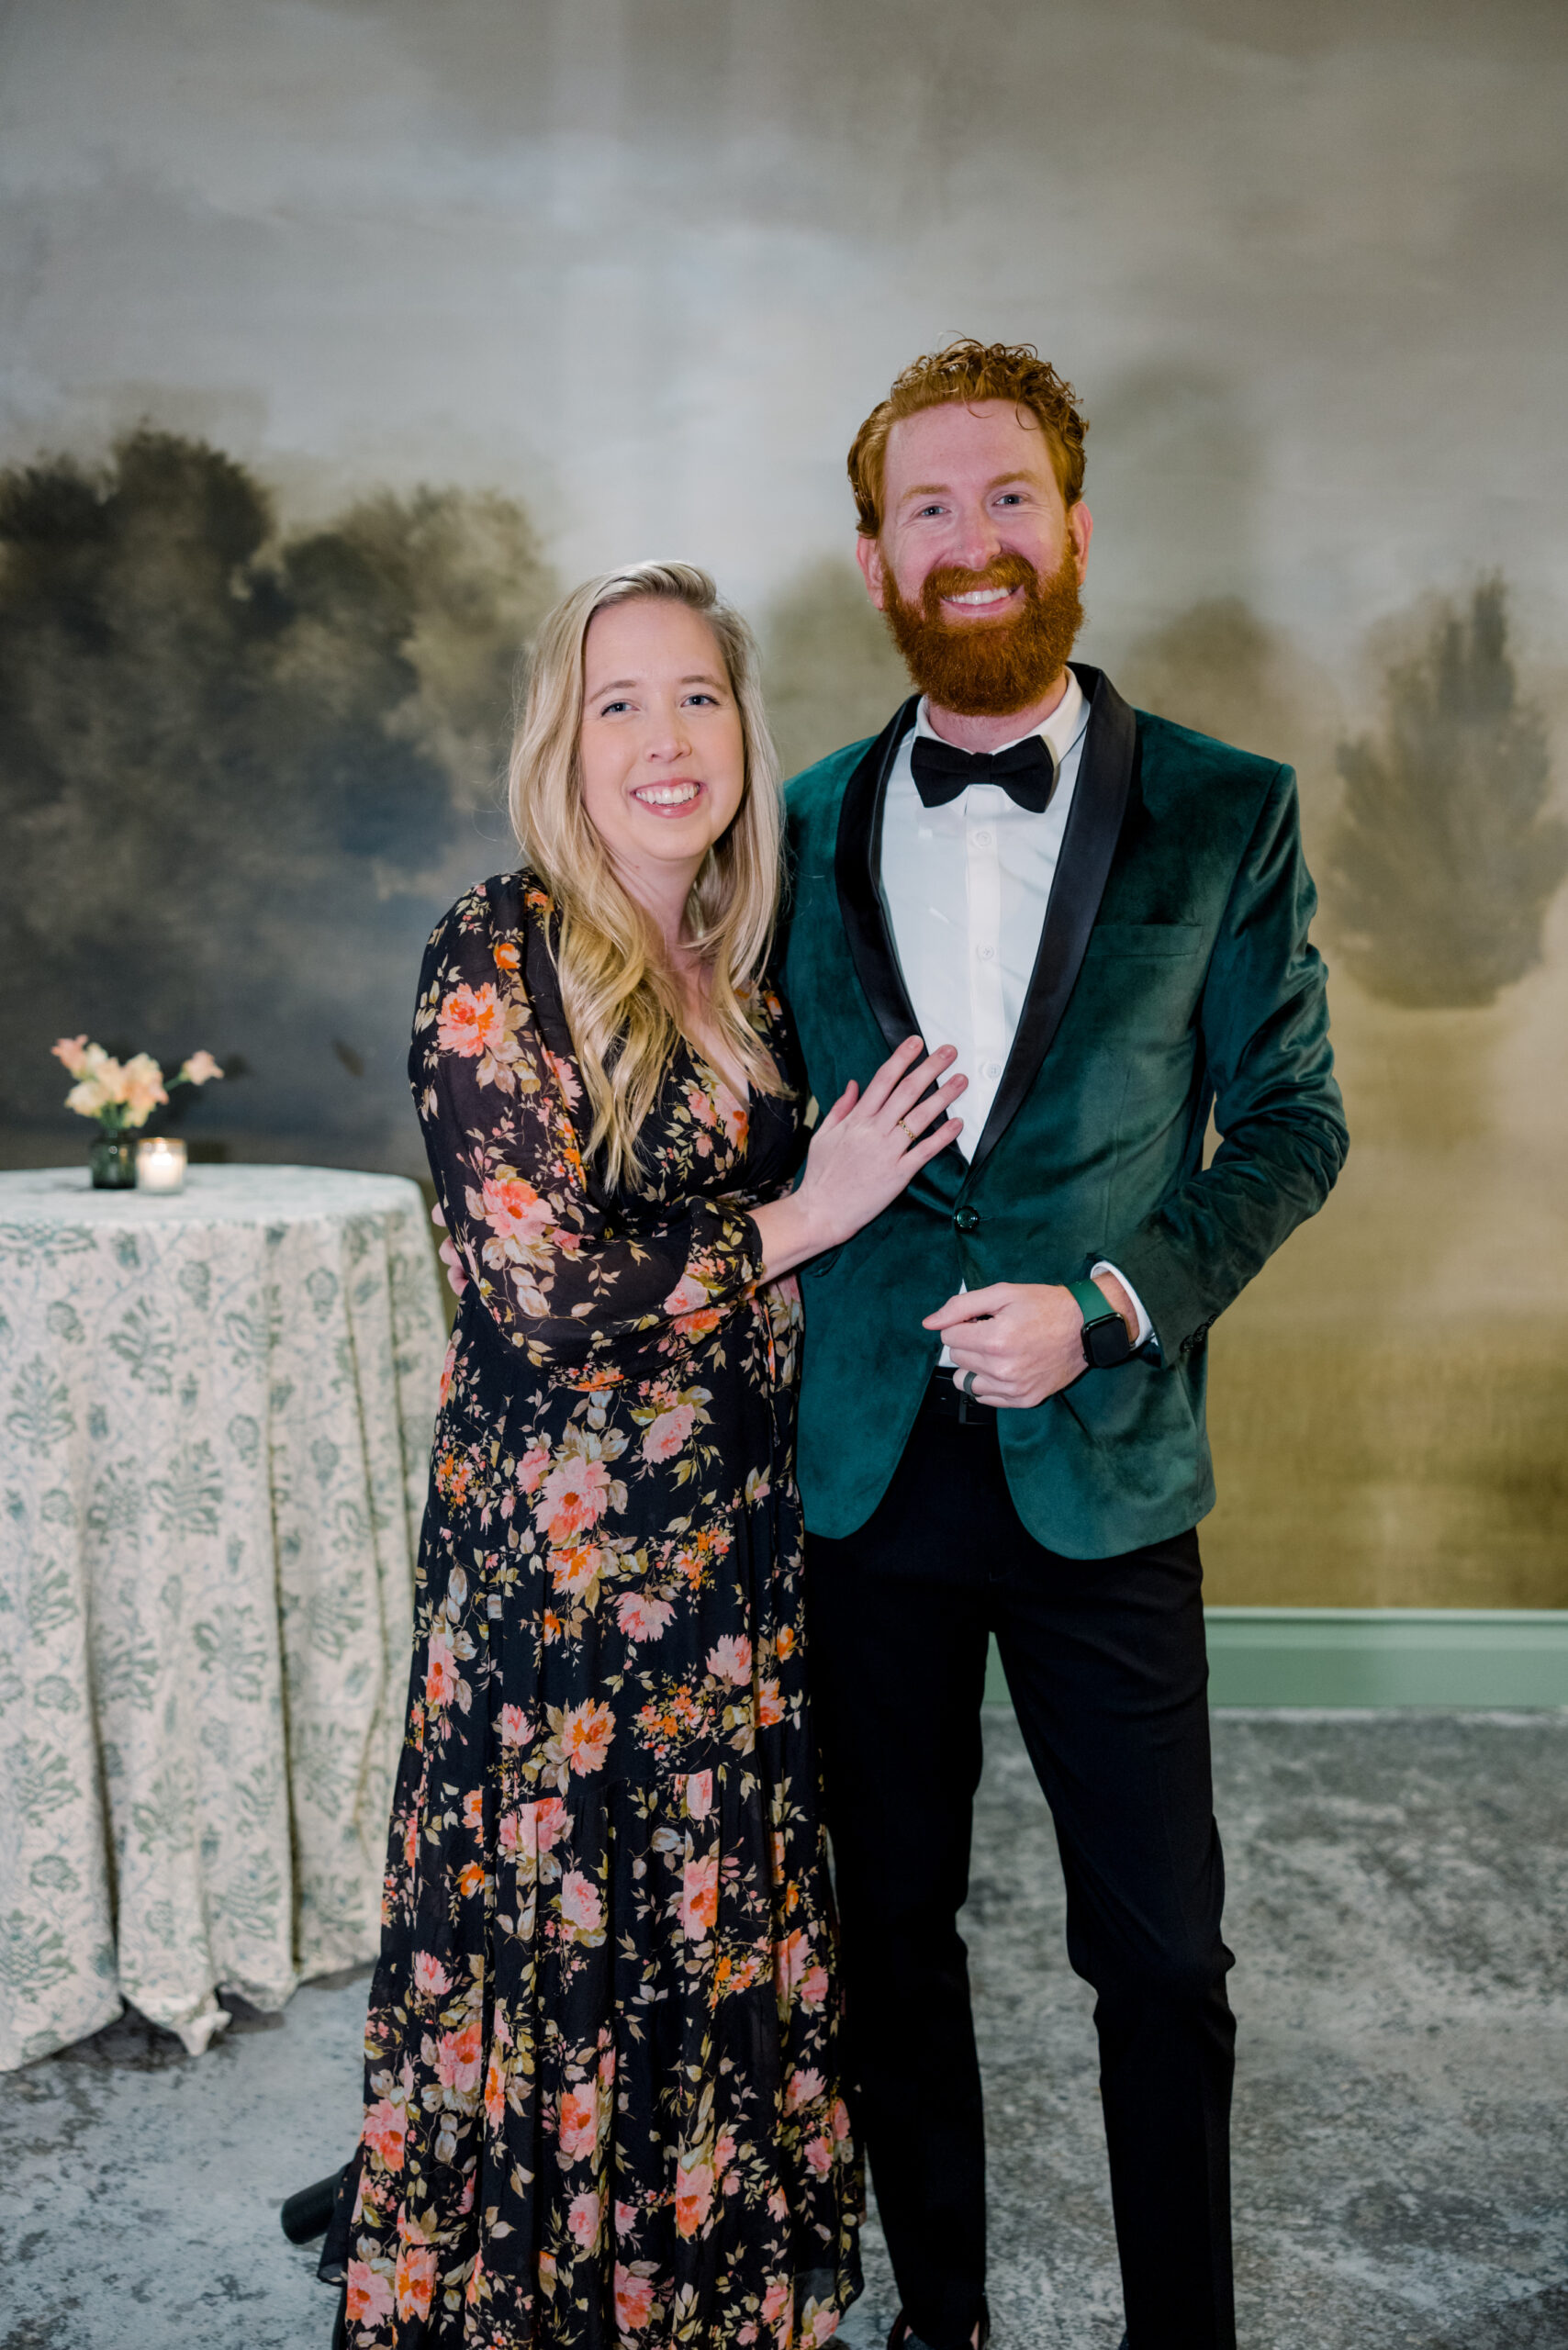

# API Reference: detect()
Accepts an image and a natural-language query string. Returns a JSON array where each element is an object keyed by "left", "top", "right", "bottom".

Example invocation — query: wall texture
[{"left": 2, "top": 0, "right": 1564, "bottom": 1604}]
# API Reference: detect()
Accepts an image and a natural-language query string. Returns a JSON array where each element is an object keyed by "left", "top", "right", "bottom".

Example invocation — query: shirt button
[
  {"left": 976, "top": 944, "right": 995, "bottom": 961},
  {"left": 972, "top": 829, "right": 992, "bottom": 846},
  {"left": 954, "top": 1205, "right": 980, "bottom": 1234},
  {"left": 982, "top": 1059, "right": 1003, "bottom": 1080}
]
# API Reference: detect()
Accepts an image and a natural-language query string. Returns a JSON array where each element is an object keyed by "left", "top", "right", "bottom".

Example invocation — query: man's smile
[{"left": 938, "top": 582, "right": 1025, "bottom": 619}]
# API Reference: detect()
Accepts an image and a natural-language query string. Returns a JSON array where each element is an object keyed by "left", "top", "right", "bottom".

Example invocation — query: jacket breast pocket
[{"left": 1084, "top": 922, "right": 1204, "bottom": 960}]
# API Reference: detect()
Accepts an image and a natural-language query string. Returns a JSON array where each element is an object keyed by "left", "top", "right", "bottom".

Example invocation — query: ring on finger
[
  {"left": 896, "top": 1116, "right": 913, "bottom": 1138},
  {"left": 960, "top": 1369, "right": 980, "bottom": 1398}
]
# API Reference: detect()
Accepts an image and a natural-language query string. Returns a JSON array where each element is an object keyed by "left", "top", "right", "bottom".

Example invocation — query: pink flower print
[
  {"left": 437, "top": 1233, "right": 469, "bottom": 1298},
  {"left": 480, "top": 1171, "right": 553, "bottom": 1249},
  {"left": 543, "top": 1048, "right": 583, "bottom": 1107},
  {"left": 558, "top": 2082, "right": 598, "bottom": 2162},
  {"left": 616, "top": 1591, "right": 675, "bottom": 1644},
  {"left": 362, "top": 2098, "right": 406, "bottom": 2173},
  {"left": 424, "top": 1628, "right": 457, "bottom": 1708},
  {"left": 412, "top": 1953, "right": 451, "bottom": 2000},
  {"left": 550, "top": 1542, "right": 601, "bottom": 1596},
  {"left": 675, "top": 2153, "right": 713, "bottom": 2239},
  {"left": 681, "top": 1853, "right": 719, "bottom": 1942},
  {"left": 484, "top": 2047, "right": 505, "bottom": 2129},
  {"left": 805, "top": 2310, "right": 842, "bottom": 2346},
  {"left": 498, "top": 1704, "right": 532, "bottom": 1747},
  {"left": 438, "top": 1335, "right": 456, "bottom": 1410},
  {"left": 614, "top": 2266, "right": 655, "bottom": 2331},
  {"left": 664, "top": 1270, "right": 709, "bottom": 1316},
  {"left": 714, "top": 1083, "right": 749, "bottom": 1151},
  {"left": 685, "top": 1081, "right": 718, "bottom": 1129},
  {"left": 685, "top": 1768, "right": 713, "bottom": 1820},
  {"left": 462, "top": 1790, "right": 484, "bottom": 1830},
  {"left": 706, "top": 1634, "right": 753, "bottom": 1687},
  {"left": 395, "top": 2240, "right": 437, "bottom": 2322},
  {"left": 804, "top": 2133, "right": 833, "bottom": 2177},
  {"left": 559, "top": 1870, "right": 603, "bottom": 1937},
  {"left": 346, "top": 2262, "right": 396, "bottom": 2327},
  {"left": 784, "top": 2067, "right": 824, "bottom": 2113},
  {"left": 642, "top": 1402, "right": 696, "bottom": 1462},
  {"left": 567, "top": 2188, "right": 602, "bottom": 2249},
  {"left": 799, "top": 1963, "right": 829, "bottom": 2010},
  {"left": 762, "top": 2277, "right": 790, "bottom": 2325},
  {"left": 775, "top": 1927, "right": 809, "bottom": 1998},
  {"left": 437, "top": 981, "right": 504, "bottom": 1058},
  {"left": 559, "top": 1700, "right": 615, "bottom": 1777},
  {"left": 536, "top": 1456, "right": 611, "bottom": 1545},
  {"left": 436, "top": 2019, "right": 484, "bottom": 2096},
  {"left": 614, "top": 2200, "right": 636, "bottom": 2240},
  {"left": 830, "top": 2096, "right": 851, "bottom": 2143},
  {"left": 530, "top": 1795, "right": 568, "bottom": 1852},
  {"left": 516, "top": 1443, "right": 551, "bottom": 1496}
]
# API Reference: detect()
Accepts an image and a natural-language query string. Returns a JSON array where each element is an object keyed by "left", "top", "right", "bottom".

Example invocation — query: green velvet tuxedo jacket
[{"left": 778, "top": 664, "right": 1349, "bottom": 1561}]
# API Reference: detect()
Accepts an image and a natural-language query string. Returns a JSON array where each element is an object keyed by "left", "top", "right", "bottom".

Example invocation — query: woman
[{"left": 327, "top": 562, "right": 966, "bottom": 2348}]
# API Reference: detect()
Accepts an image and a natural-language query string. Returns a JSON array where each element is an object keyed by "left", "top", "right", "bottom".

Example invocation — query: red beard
[{"left": 880, "top": 540, "right": 1084, "bottom": 718}]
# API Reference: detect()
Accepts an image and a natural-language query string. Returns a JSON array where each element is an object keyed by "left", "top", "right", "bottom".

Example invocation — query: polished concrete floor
[{"left": 3, "top": 1712, "right": 1565, "bottom": 2350}]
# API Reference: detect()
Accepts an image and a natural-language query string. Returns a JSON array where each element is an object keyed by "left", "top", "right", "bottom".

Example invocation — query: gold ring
[{"left": 896, "top": 1116, "right": 912, "bottom": 1138}]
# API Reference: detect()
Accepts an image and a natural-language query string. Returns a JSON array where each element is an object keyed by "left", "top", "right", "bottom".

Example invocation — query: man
[{"left": 778, "top": 341, "right": 1347, "bottom": 2350}]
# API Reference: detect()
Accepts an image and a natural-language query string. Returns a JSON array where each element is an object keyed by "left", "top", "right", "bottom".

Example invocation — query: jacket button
[{"left": 953, "top": 1205, "right": 980, "bottom": 1234}]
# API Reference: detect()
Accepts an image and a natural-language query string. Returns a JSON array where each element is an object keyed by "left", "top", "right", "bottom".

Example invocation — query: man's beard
[{"left": 880, "top": 540, "right": 1084, "bottom": 718}]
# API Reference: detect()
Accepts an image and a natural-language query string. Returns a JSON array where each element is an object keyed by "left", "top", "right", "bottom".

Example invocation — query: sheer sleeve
[{"left": 409, "top": 878, "right": 765, "bottom": 1372}]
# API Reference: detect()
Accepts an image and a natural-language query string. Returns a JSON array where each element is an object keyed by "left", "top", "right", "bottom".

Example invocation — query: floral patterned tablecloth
[{"left": 0, "top": 1165, "right": 445, "bottom": 2070}]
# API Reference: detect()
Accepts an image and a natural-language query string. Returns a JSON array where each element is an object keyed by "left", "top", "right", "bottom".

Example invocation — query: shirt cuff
[{"left": 1090, "top": 1260, "right": 1154, "bottom": 1351}]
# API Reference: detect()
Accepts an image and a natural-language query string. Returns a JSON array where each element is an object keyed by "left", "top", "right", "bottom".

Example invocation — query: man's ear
[
  {"left": 856, "top": 532, "right": 889, "bottom": 613},
  {"left": 1069, "top": 500, "right": 1093, "bottom": 581}
]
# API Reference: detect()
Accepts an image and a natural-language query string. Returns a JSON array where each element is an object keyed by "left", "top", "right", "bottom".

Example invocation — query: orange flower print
[
  {"left": 757, "top": 1678, "right": 784, "bottom": 1729},
  {"left": 559, "top": 1699, "right": 615, "bottom": 1777},
  {"left": 775, "top": 1623, "right": 796, "bottom": 1659},
  {"left": 457, "top": 1861, "right": 485, "bottom": 1898},
  {"left": 362, "top": 2098, "right": 407, "bottom": 2172},
  {"left": 425, "top": 1628, "right": 457, "bottom": 1708},
  {"left": 675, "top": 2152, "right": 714, "bottom": 2240},
  {"left": 616, "top": 1590, "right": 674, "bottom": 1643},
  {"left": 536, "top": 1456, "right": 612, "bottom": 1545},
  {"left": 347, "top": 2261, "right": 395, "bottom": 2327},
  {"left": 558, "top": 2082, "right": 598, "bottom": 2163},
  {"left": 485, "top": 2047, "right": 506, "bottom": 2130},
  {"left": 437, "top": 981, "right": 505, "bottom": 1058},
  {"left": 614, "top": 2266, "right": 655, "bottom": 2332},
  {"left": 413, "top": 1953, "right": 451, "bottom": 1999},
  {"left": 492, "top": 938, "right": 521, "bottom": 971},
  {"left": 463, "top": 1789, "right": 484, "bottom": 1830},
  {"left": 706, "top": 1634, "right": 753, "bottom": 1686},
  {"left": 551, "top": 1542, "right": 602, "bottom": 1596},
  {"left": 682, "top": 1853, "right": 719, "bottom": 1941},
  {"left": 395, "top": 2239, "right": 437, "bottom": 2322},
  {"left": 436, "top": 2019, "right": 484, "bottom": 2095},
  {"left": 642, "top": 1402, "right": 696, "bottom": 1462}
]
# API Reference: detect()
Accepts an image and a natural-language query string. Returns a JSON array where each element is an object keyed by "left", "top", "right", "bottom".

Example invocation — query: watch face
[{"left": 1083, "top": 1315, "right": 1134, "bottom": 1370}]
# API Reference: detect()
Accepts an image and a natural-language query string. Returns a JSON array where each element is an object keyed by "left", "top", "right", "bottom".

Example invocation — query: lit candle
[{"left": 135, "top": 1137, "right": 187, "bottom": 1193}]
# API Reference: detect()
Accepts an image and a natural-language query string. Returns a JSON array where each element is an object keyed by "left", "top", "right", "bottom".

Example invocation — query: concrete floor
[{"left": 3, "top": 1712, "right": 1565, "bottom": 2350}]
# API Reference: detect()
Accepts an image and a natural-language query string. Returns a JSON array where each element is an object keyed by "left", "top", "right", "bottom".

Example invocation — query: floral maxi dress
[{"left": 334, "top": 871, "right": 862, "bottom": 2349}]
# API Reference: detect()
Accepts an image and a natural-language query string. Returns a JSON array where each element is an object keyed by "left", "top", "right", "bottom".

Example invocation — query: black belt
[{"left": 922, "top": 1368, "right": 998, "bottom": 1426}]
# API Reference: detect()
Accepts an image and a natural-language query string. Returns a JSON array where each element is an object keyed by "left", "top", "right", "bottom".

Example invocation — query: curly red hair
[{"left": 847, "top": 338, "right": 1089, "bottom": 538}]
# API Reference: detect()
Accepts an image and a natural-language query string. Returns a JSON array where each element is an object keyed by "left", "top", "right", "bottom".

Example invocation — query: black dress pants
[{"left": 806, "top": 1392, "right": 1236, "bottom": 2350}]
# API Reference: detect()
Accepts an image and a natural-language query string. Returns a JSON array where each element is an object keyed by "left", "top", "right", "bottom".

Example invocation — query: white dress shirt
[{"left": 877, "top": 671, "right": 1154, "bottom": 1356}]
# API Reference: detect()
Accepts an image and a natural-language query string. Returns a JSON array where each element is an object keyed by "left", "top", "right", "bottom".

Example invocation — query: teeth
[
  {"left": 947, "top": 587, "right": 1013, "bottom": 606},
  {"left": 633, "top": 782, "right": 701, "bottom": 806}
]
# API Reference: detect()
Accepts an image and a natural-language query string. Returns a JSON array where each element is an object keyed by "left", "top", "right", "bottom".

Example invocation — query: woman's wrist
[{"left": 749, "top": 1188, "right": 835, "bottom": 1281}]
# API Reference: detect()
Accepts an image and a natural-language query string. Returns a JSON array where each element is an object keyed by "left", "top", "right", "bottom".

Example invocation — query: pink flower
[
  {"left": 775, "top": 1928, "right": 809, "bottom": 1997},
  {"left": 567, "top": 2188, "right": 602, "bottom": 2248},
  {"left": 437, "top": 1335, "right": 457, "bottom": 1410},
  {"left": 498, "top": 1704, "right": 532, "bottom": 1747},
  {"left": 685, "top": 1768, "right": 712, "bottom": 1821},
  {"left": 346, "top": 2262, "right": 396, "bottom": 2326},
  {"left": 485, "top": 2047, "right": 505, "bottom": 2129},
  {"left": 617, "top": 1591, "right": 674, "bottom": 1643},
  {"left": 615, "top": 2199, "right": 636, "bottom": 2239},
  {"left": 804, "top": 2133, "right": 833, "bottom": 2177},
  {"left": 642, "top": 1403, "right": 696, "bottom": 1462},
  {"left": 685, "top": 1081, "right": 718, "bottom": 1130},
  {"left": 497, "top": 1809, "right": 529, "bottom": 1860},
  {"left": 516, "top": 1443, "right": 551, "bottom": 1495},
  {"left": 177, "top": 1050, "right": 224, "bottom": 1086},
  {"left": 480, "top": 1171, "right": 552, "bottom": 1248},
  {"left": 681, "top": 1853, "right": 719, "bottom": 1942},
  {"left": 706, "top": 1634, "right": 753, "bottom": 1687},
  {"left": 463, "top": 1789, "right": 484, "bottom": 1830},
  {"left": 362, "top": 2098, "right": 406, "bottom": 2172},
  {"left": 536, "top": 1456, "right": 612, "bottom": 1545},
  {"left": 614, "top": 2265, "right": 655, "bottom": 2330},
  {"left": 530, "top": 1794, "right": 568, "bottom": 1852},
  {"left": 558, "top": 2082, "right": 598, "bottom": 2162},
  {"left": 437, "top": 981, "right": 504, "bottom": 1058},
  {"left": 664, "top": 1270, "right": 709, "bottom": 1315},
  {"left": 559, "top": 1870, "right": 603, "bottom": 1936},
  {"left": 550, "top": 1542, "right": 602, "bottom": 1595},
  {"left": 675, "top": 2154, "right": 713, "bottom": 2239},
  {"left": 395, "top": 2240, "right": 437, "bottom": 2321},
  {"left": 424, "top": 1628, "right": 457, "bottom": 1708},
  {"left": 559, "top": 1699, "right": 615, "bottom": 1778},
  {"left": 436, "top": 2019, "right": 483, "bottom": 2095},
  {"left": 544, "top": 1047, "right": 582, "bottom": 1105},
  {"left": 762, "top": 2277, "right": 790, "bottom": 2325},
  {"left": 412, "top": 1953, "right": 450, "bottom": 2000},
  {"left": 830, "top": 2096, "right": 851, "bottom": 2143},
  {"left": 50, "top": 1035, "right": 90, "bottom": 1078},
  {"left": 784, "top": 2066, "right": 824, "bottom": 2113},
  {"left": 799, "top": 1963, "right": 829, "bottom": 2010}
]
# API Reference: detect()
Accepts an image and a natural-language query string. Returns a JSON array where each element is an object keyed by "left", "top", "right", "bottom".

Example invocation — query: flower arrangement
[{"left": 52, "top": 1036, "right": 224, "bottom": 1133}]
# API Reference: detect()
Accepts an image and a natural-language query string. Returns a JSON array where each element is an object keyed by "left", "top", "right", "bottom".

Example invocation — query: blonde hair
[
  {"left": 507, "top": 561, "right": 787, "bottom": 1191},
  {"left": 848, "top": 337, "right": 1089, "bottom": 538}
]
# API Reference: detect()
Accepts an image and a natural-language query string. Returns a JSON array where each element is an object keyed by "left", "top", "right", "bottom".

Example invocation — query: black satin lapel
[
  {"left": 834, "top": 696, "right": 922, "bottom": 1057},
  {"left": 966, "top": 666, "right": 1138, "bottom": 1181}
]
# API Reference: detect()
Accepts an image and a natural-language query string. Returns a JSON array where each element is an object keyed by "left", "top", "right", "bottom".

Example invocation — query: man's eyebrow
[{"left": 899, "top": 470, "right": 1037, "bottom": 506}]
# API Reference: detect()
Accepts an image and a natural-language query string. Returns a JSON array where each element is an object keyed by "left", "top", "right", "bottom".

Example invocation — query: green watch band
[
  {"left": 1066, "top": 1278, "right": 1119, "bottom": 1332},
  {"left": 1067, "top": 1277, "right": 1136, "bottom": 1369}
]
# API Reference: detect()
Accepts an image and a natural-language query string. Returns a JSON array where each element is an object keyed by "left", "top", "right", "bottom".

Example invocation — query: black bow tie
[{"left": 909, "top": 732, "right": 1058, "bottom": 815}]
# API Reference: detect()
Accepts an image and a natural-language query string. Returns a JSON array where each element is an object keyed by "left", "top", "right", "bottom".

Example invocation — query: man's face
[{"left": 857, "top": 398, "right": 1093, "bottom": 716}]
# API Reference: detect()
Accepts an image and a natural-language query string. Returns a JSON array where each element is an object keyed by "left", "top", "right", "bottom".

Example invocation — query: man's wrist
[{"left": 1089, "top": 1269, "right": 1138, "bottom": 1344}]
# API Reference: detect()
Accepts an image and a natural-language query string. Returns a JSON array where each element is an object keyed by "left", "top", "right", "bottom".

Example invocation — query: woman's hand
[{"left": 750, "top": 1037, "right": 966, "bottom": 1280}]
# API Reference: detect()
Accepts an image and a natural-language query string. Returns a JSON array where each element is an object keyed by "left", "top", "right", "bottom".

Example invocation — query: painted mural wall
[{"left": 2, "top": 0, "right": 1564, "bottom": 1606}]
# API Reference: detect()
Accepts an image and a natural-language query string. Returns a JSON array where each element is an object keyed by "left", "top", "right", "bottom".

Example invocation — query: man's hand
[{"left": 923, "top": 1271, "right": 1138, "bottom": 1409}]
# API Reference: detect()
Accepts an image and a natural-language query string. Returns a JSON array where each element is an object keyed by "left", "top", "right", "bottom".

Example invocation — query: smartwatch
[{"left": 1066, "top": 1278, "right": 1135, "bottom": 1370}]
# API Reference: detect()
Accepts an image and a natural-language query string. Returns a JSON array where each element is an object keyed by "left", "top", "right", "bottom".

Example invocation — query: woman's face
[{"left": 577, "top": 599, "right": 746, "bottom": 898}]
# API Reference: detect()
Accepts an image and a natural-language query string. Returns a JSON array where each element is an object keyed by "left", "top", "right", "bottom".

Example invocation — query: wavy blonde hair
[{"left": 508, "top": 561, "right": 787, "bottom": 1191}]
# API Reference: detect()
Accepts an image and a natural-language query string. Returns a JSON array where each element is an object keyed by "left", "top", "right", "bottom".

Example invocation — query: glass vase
[{"left": 88, "top": 1135, "right": 137, "bottom": 1190}]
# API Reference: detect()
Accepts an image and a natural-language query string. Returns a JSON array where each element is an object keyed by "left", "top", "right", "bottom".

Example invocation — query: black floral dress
[{"left": 333, "top": 870, "right": 862, "bottom": 2349}]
